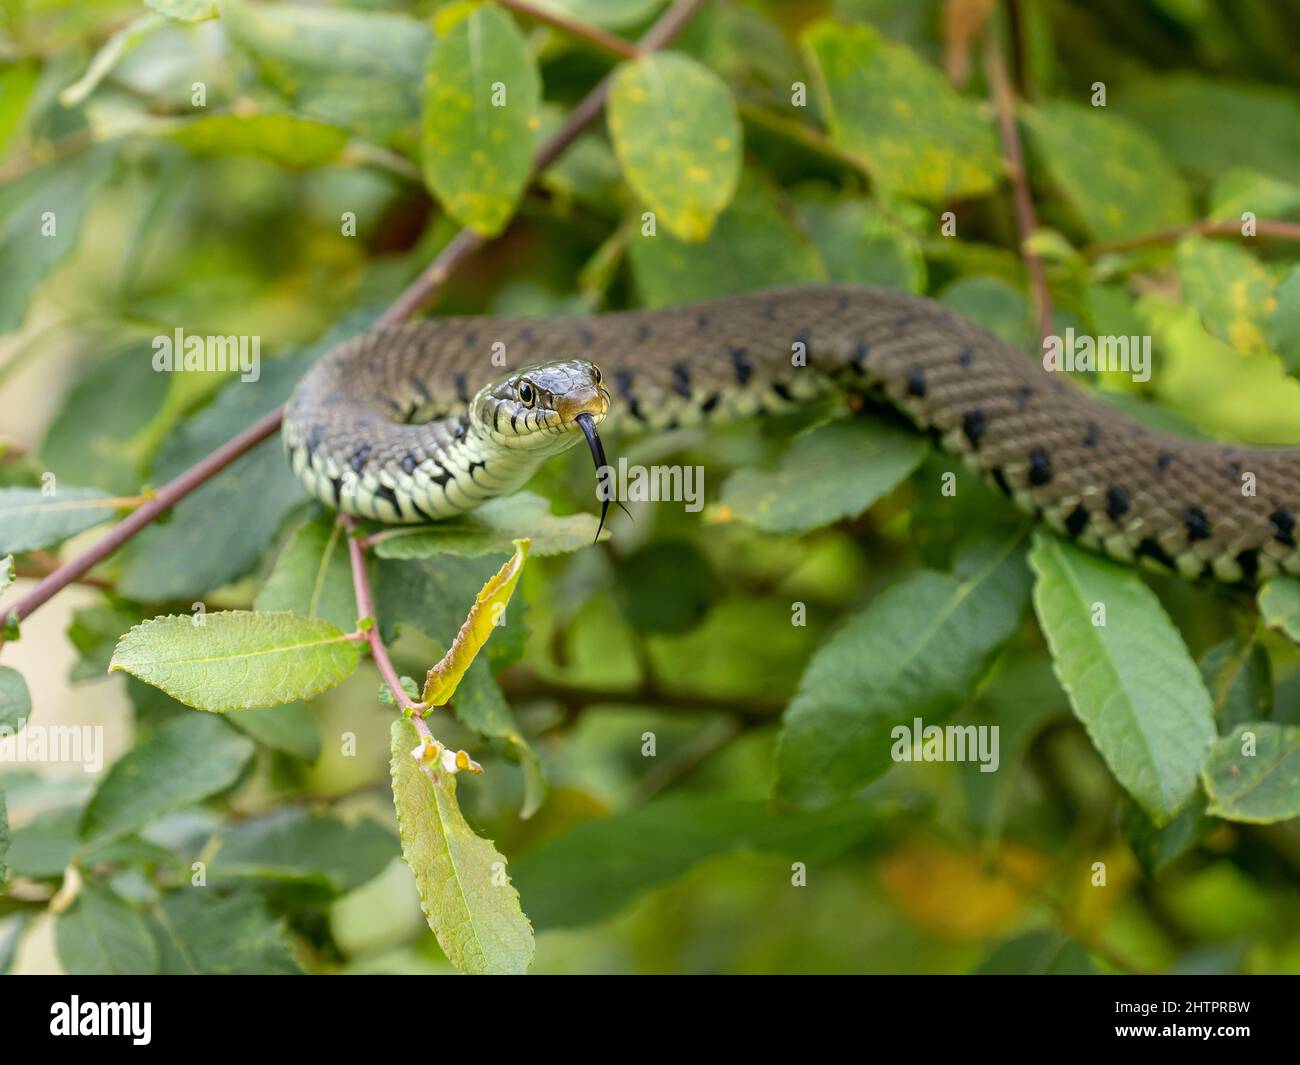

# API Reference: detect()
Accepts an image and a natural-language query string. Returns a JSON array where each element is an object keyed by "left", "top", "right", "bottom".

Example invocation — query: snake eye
[
  {"left": 592, "top": 365, "right": 602, "bottom": 384},
  {"left": 518, "top": 382, "right": 535, "bottom": 407}
]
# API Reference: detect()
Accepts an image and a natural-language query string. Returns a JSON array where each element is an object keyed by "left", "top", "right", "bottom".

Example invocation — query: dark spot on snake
[
  {"left": 1065, "top": 503, "right": 1090, "bottom": 537},
  {"left": 852, "top": 341, "right": 871, "bottom": 371},
  {"left": 452, "top": 372, "right": 469, "bottom": 404},
  {"left": 695, "top": 314, "right": 710, "bottom": 331},
  {"left": 401, "top": 453, "right": 419, "bottom": 476},
  {"left": 1155, "top": 451, "right": 1174, "bottom": 475},
  {"left": 467, "top": 459, "right": 487, "bottom": 481},
  {"left": 1082, "top": 423, "right": 1100, "bottom": 448},
  {"left": 1027, "top": 448, "right": 1053, "bottom": 487},
  {"left": 462, "top": 331, "right": 478, "bottom": 348},
  {"left": 368, "top": 359, "right": 380, "bottom": 375},
  {"left": 1137, "top": 537, "right": 1177, "bottom": 571},
  {"left": 409, "top": 374, "right": 431, "bottom": 402},
  {"left": 635, "top": 323, "right": 651, "bottom": 343},
  {"left": 1270, "top": 505, "right": 1296, "bottom": 547},
  {"left": 349, "top": 444, "right": 372, "bottom": 475},
  {"left": 962, "top": 409, "right": 987, "bottom": 449},
  {"left": 613, "top": 368, "right": 636, "bottom": 397},
  {"left": 428, "top": 465, "right": 452, "bottom": 488},
  {"left": 1014, "top": 384, "right": 1034, "bottom": 408},
  {"left": 956, "top": 345, "right": 973, "bottom": 368},
  {"left": 836, "top": 294, "right": 850, "bottom": 312},
  {"left": 1183, "top": 506, "right": 1212, "bottom": 542},
  {"left": 330, "top": 476, "right": 345, "bottom": 506},
  {"left": 701, "top": 392, "right": 721, "bottom": 414},
  {"left": 671, "top": 361, "right": 692, "bottom": 399},
  {"left": 764, "top": 299, "right": 778, "bottom": 320},
  {"left": 906, "top": 366, "right": 926, "bottom": 398},
  {"left": 305, "top": 426, "right": 323, "bottom": 455},
  {"left": 729, "top": 347, "right": 753, "bottom": 386},
  {"left": 989, "top": 466, "right": 1012, "bottom": 497},
  {"left": 1105, "top": 485, "right": 1131, "bottom": 522},
  {"left": 1236, "top": 548, "right": 1261, "bottom": 583},
  {"left": 453, "top": 414, "right": 470, "bottom": 440},
  {"left": 1225, "top": 460, "right": 1243, "bottom": 481},
  {"left": 509, "top": 412, "right": 518, "bottom": 434},
  {"left": 895, "top": 314, "right": 915, "bottom": 331},
  {"left": 373, "top": 483, "right": 400, "bottom": 511},
  {"left": 410, "top": 499, "right": 437, "bottom": 522},
  {"left": 519, "top": 326, "right": 535, "bottom": 344},
  {"left": 772, "top": 381, "right": 794, "bottom": 402},
  {"left": 579, "top": 327, "right": 594, "bottom": 345}
]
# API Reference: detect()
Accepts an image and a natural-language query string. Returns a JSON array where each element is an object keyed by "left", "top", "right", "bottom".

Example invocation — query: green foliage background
[{"left": 2, "top": 0, "right": 1300, "bottom": 974}]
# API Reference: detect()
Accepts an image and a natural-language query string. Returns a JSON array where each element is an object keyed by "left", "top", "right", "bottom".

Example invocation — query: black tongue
[{"left": 576, "top": 413, "right": 627, "bottom": 541}]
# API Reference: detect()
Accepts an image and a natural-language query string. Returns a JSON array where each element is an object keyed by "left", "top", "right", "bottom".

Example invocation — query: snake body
[{"left": 283, "top": 284, "right": 1300, "bottom": 583}]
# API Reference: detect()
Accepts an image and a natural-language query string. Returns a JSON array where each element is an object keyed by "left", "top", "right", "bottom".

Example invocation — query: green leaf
[
  {"left": 223, "top": 0, "right": 433, "bottom": 142},
  {"left": 40, "top": 342, "right": 169, "bottom": 495},
  {"left": 389, "top": 718, "right": 534, "bottom": 974},
  {"left": 161, "top": 113, "right": 350, "bottom": 169},
  {"left": 608, "top": 52, "right": 742, "bottom": 241},
  {"left": 148, "top": 890, "right": 301, "bottom": 974},
  {"left": 1118, "top": 75, "right": 1300, "bottom": 186},
  {"left": 512, "top": 796, "right": 879, "bottom": 928},
  {"left": 115, "top": 352, "right": 317, "bottom": 600},
  {"left": 1209, "top": 168, "right": 1300, "bottom": 224},
  {"left": 801, "top": 19, "right": 1000, "bottom": 203},
  {"left": 1202, "top": 722, "right": 1300, "bottom": 823},
  {"left": 80, "top": 714, "right": 255, "bottom": 846},
  {"left": 4, "top": 808, "right": 77, "bottom": 879},
  {"left": 0, "top": 666, "right": 29, "bottom": 733},
  {"left": 145, "top": 0, "right": 218, "bottom": 21},
  {"left": 0, "top": 485, "right": 118, "bottom": 555},
  {"left": 530, "top": 0, "right": 661, "bottom": 29},
  {"left": 791, "top": 187, "right": 926, "bottom": 293},
  {"left": 59, "top": 14, "right": 165, "bottom": 108},
  {"left": 369, "top": 492, "right": 601, "bottom": 559},
  {"left": 1122, "top": 798, "right": 1214, "bottom": 875},
  {"left": 1199, "top": 637, "right": 1272, "bottom": 733},
  {"left": 422, "top": 540, "right": 529, "bottom": 706},
  {"left": 938, "top": 275, "right": 1033, "bottom": 351},
  {"left": 421, "top": 3, "right": 541, "bottom": 236},
  {"left": 255, "top": 517, "right": 358, "bottom": 633},
  {"left": 0, "top": 61, "right": 38, "bottom": 153},
  {"left": 1022, "top": 100, "right": 1192, "bottom": 242},
  {"left": 1268, "top": 265, "right": 1300, "bottom": 374},
  {"left": 628, "top": 169, "right": 824, "bottom": 308},
  {"left": 56, "top": 881, "right": 159, "bottom": 975},
  {"left": 209, "top": 809, "right": 395, "bottom": 893},
  {"left": 1175, "top": 237, "right": 1277, "bottom": 355},
  {"left": 719, "top": 416, "right": 926, "bottom": 534},
  {"left": 775, "top": 531, "right": 1032, "bottom": 807},
  {"left": 1028, "top": 533, "right": 1215, "bottom": 823},
  {"left": 0, "top": 143, "right": 116, "bottom": 331},
  {"left": 226, "top": 703, "right": 322, "bottom": 763},
  {"left": 975, "top": 930, "right": 1095, "bottom": 975},
  {"left": 109, "top": 611, "right": 362, "bottom": 713},
  {"left": 1258, "top": 577, "right": 1300, "bottom": 643}
]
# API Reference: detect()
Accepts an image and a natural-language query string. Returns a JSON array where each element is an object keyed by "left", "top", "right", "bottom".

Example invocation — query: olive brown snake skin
[{"left": 283, "top": 284, "right": 1300, "bottom": 584}]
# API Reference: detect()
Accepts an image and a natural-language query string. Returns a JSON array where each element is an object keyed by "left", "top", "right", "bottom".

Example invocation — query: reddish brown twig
[
  {"left": 497, "top": 0, "right": 641, "bottom": 60},
  {"left": 1087, "top": 218, "right": 1300, "bottom": 257}
]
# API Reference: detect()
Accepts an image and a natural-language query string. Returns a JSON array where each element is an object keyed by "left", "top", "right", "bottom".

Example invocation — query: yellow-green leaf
[
  {"left": 607, "top": 52, "right": 742, "bottom": 241},
  {"left": 422, "top": 539, "right": 529, "bottom": 705},
  {"left": 801, "top": 19, "right": 1001, "bottom": 204},
  {"left": 389, "top": 718, "right": 534, "bottom": 973},
  {"left": 421, "top": 3, "right": 541, "bottom": 236}
]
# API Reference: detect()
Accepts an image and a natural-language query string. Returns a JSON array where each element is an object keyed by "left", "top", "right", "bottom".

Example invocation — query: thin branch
[
  {"left": 498, "top": 668, "right": 785, "bottom": 726},
  {"left": 497, "top": 0, "right": 641, "bottom": 59},
  {"left": 1087, "top": 217, "right": 1300, "bottom": 257},
  {"left": 0, "top": 407, "right": 283, "bottom": 638},
  {"left": 983, "top": 23, "right": 1052, "bottom": 351},
  {"left": 0, "top": 0, "right": 708, "bottom": 638}
]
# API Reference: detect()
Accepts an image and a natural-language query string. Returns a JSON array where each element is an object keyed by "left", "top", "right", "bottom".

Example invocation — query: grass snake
[{"left": 283, "top": 284, "right": 1300, "bottom": 584}]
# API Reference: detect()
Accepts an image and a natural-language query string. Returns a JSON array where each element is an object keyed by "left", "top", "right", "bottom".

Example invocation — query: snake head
[{"left": 473, "top": 359, "right": 610, "bottom": 450}]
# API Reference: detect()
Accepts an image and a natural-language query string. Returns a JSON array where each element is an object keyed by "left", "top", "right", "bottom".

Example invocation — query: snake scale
[{"left": 283, "top": 284, "right": 1300, "bottom": 584}]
